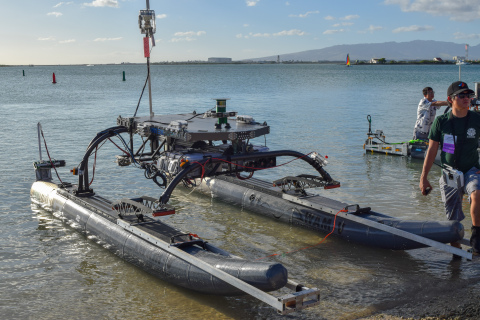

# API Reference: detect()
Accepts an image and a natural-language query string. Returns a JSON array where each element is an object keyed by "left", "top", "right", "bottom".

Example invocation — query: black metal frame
[
  {"left": 76, "top": 126, "right": 335, "bottom": 205},
  {"left": 76, "top": 126, "right": 128, "bottom": 196}
]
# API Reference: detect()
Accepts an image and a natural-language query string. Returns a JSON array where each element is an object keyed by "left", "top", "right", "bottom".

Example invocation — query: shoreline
[
  {"left": 361, "top": 263, "right": 480, "bottom": 320},
  {"left": 2, "top": 61, "right": 478, "bottom": 67}
]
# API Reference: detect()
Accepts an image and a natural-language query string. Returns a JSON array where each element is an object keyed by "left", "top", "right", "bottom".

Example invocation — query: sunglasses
[{"left": 456, "top": 92, "right": 473, "bottom": 99}]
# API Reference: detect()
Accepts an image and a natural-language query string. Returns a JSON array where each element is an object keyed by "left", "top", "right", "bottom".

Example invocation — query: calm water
[{"left": 1, "top": 63, "right": 480, "bottom": 319}]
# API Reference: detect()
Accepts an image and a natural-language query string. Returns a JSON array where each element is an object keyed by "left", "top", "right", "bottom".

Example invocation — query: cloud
[
  {"left": 174, "top": 31, "right": 206, "bottom": 37},
  {"left": 170, "top": 31, "right": 206, "bottom": 42},
  {"left": 273, "top": 29, "right": 306, "bottom": 36},
  {"left": 53, "top": 2, "right": 73, "bottom": 8},
  {"left": 94, "top": 37, "right": 122, "bottom": 41},
  {"left": 83, "top": 0, "right": 119, "bottom": 8},
  {"left": 251, "top": 33, "right": 271, "bottom": 38},
  {"left": 454, "top": 32, "right": 480, "bottom": 40},
  {"left": 170, "top": 37, "right": 197, "bottom": 42},
  {"left": 357, "top": 25, "right": 384, "bottom": 34},
  {"left": 333, "top": 22, "right": 354, "bottom": 27},
  {"left": 384, "top": 0, "right": 480, "bottom": 22},
  {"left": 238, "top": 29, "right": 306, "bottom": 38},
  {"left": 289, "top": 11, "right": 320, "bottom": 18},
  {"left": 38, "top": 37, "right": 56, "bottom": 41},
  {"left": 157, "top": 14, "right": 167, "bottom": 19},
  {"left": 340, "top": 14, "right": 359, "bottom": 20},
  {"left": 38, "top": 36, "right": 77, "bottom": 44},
  {"left": 246, "top": 0, "right": 259, "bottom": 6},
  {"left": 367, "top": 25, "right": 384, "bottom": 33},
  {"left": 47, "top": 12, "right": 63, "bottom": 17},
  {"left": 325, "top": 14, "right": 359, "bottom": 21},
  {"left": 323, "top": 29, "right": 345, "bottom": 35},
  {"left": 392, "top": 25, "right": 433, "bottom": 33}
]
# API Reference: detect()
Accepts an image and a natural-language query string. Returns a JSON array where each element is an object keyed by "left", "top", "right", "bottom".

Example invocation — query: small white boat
[{"left": 456, "top": 60, "right": 470, "bottom": 65}]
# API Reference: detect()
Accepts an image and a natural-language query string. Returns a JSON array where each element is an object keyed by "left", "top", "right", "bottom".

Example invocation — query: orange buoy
[{"left": 52, "top": 72, "right": 56, "bottom": 84}]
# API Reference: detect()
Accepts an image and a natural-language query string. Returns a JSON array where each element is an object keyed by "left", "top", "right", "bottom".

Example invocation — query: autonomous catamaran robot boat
[
  {"left": 30, "top": 1, "right": 476, "bottom": 316},
  {"left": 31, "top": 1, "right": 321, "bottom": 315}
]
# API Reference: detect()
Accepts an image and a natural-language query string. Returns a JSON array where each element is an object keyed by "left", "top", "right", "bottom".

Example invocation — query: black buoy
[
  {"left": 123, "top": 71, "right": 126, "bottom": 81},
  {"left": 23, "top": 70, "right": 25, "bottom": 76}
]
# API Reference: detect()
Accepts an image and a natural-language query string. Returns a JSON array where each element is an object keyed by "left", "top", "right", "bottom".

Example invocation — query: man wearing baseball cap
[{"left": 419, "top": 81, "right": 480, "bottom": 255}]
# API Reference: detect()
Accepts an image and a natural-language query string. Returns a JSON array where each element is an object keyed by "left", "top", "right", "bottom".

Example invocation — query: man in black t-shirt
[{"left": 420, "top": 81, "right": 480, "bottom": 255}]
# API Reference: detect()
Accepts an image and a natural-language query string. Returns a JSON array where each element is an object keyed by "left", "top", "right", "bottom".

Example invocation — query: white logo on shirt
[{"left": 467, "top": 128, "right": 476, "bottom": 139}]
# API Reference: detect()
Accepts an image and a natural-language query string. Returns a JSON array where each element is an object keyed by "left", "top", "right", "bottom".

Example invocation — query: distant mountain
[{"left": 246, "top": 40, "right": 480, "bottom": 62}]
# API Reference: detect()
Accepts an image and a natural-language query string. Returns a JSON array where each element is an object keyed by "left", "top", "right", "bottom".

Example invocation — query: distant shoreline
[{"left": 1, "top": 60, "right": 478, "bottom": 67}]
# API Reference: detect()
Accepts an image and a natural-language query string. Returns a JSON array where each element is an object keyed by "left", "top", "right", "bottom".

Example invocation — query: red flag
[{"left": 143, "top": 37, "right": 150, "bottom": 58}]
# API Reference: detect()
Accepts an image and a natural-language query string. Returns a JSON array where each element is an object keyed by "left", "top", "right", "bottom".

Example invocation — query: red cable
[
  {"left": 255, "top": 209, "right": 347, "bottom": 260},
  {"left": 192, "top": 161, "right": 206, "bottom": 180},
  {"left": 108, "top": 138, "right": 129, "bottom": 155},
  {"left": 236, "top": 171, "right": 254, "bottom": 180}
]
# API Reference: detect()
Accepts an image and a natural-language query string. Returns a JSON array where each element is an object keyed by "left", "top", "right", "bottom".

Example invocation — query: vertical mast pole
[
  {"left": 146, "top": 0, "right": 154, "bottom": 118},
  {"left": 37, "top": 123, "right": 43, "bottom": 161}
]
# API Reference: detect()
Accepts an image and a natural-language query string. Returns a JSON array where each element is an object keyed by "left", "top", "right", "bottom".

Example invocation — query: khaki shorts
[{"left": 440, "top": 166, "right": 480, "bottom": 221}]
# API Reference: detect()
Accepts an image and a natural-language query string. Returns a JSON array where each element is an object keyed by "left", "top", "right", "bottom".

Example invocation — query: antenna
[{"left": 139, "top": 0, "right": 156, "bottom": 118}]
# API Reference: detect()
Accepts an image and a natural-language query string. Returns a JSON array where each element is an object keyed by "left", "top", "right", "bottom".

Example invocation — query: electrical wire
[
  {"left": 133, "top": 72, "right": 149, "bottom": 117},
  {"left": 210, "top": 152, "right": 313, "bottom": 172},
  {"left": 255, "top": 208, "right": 347, "bottom": 260},
  {"left": 112, "top": 133, "right": 140, "bottom": 166},
  {"left": 89, "top": 146, "right": 97, "bottom": 186},
  {"left": 88, "top": 139, "right": 109, "bottom": 186},
  {"left": 39, "top": 129, "right": 65, "bottom": 187}
]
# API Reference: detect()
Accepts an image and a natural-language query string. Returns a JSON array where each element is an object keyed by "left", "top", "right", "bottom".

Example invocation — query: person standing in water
[
  {"left": 420, "top": 81, "right": 480, "bottom": 254},
  {"left": 413, "top": 87, "right": 448, "bottom": 140}
]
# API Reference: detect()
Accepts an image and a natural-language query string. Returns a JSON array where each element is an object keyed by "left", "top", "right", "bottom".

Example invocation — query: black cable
[
  {"left": 40, "top": 129, "right": 66, "bottom": 187},
  {"left": 133, "top": 72, "right": 149, "bottom": 117}
]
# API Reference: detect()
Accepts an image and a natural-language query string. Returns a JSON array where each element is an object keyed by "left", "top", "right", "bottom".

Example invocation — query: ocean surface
[{"left": 1, "top": 63, "right": 480, "bottom": 319}]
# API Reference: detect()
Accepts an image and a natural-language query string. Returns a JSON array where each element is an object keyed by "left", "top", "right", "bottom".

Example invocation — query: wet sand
[{"left": 362, "top": 260, "right": 480, "bottom": 320}]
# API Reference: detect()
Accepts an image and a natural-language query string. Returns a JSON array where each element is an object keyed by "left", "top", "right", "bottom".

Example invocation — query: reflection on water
[
  {"left": 23, "top": 184, "right": 480, "bottom": 320},
  {"left": 2, "top": 64, "right": 480, "bottom": 319}
]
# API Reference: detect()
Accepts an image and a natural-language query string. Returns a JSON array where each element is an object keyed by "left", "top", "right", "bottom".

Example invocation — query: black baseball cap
[{"left": 447, "top": 81, "right": 474, "bottom": 97}]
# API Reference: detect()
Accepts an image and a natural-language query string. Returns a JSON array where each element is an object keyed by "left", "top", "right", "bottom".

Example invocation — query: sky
[{"left": 1, "top": 0, "right": 480, "bottom": 65}]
